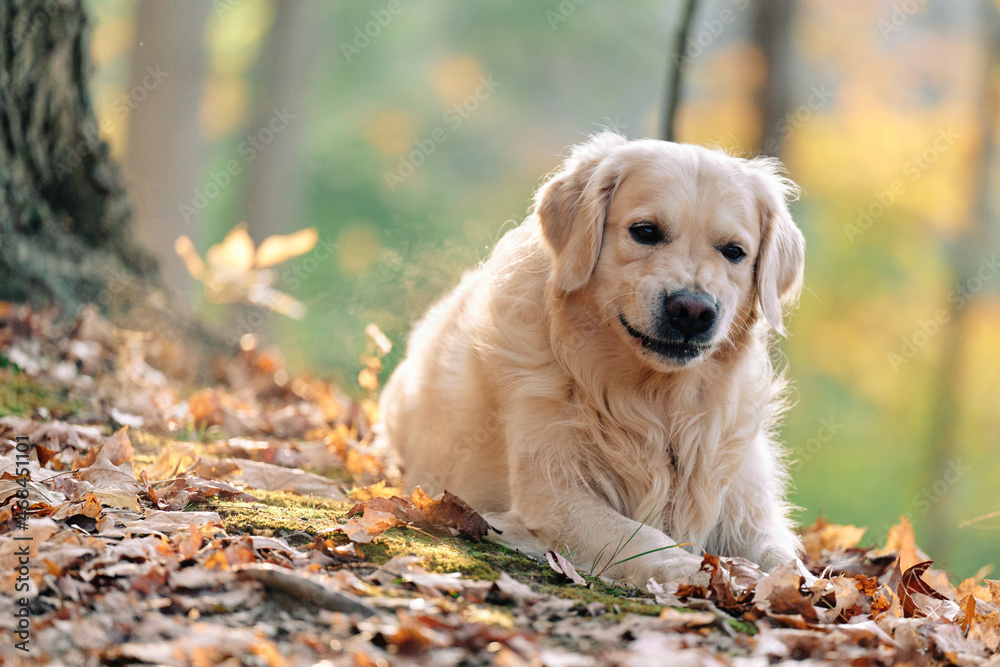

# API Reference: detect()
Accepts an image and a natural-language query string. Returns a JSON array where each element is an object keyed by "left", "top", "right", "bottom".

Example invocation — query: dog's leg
[
  {"left": 502, "top": 400, "right": 703, "bottom": 585},
  {"left": 708, "top": 434, "right": 801, "bottom": 571}
]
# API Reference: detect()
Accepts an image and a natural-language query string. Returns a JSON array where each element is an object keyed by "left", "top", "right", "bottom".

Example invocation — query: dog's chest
[{"left": 584, "top": 389, "right": 744, "bottom": 545}]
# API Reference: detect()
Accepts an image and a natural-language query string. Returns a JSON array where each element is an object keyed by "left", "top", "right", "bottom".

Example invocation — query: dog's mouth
[{"left": 619, "top": 314, "right": 708, "bottom": 362}]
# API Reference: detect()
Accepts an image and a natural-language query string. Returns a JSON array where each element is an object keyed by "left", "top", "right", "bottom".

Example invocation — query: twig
[
  {"left": 662, "top": 0, "right": 699, "bottom": 141},
  {"left": 959, "top": 510, "right": 1000, "bottom": 529},
  {"left": 235, "top": 563, "right": 383, "bottom": 617}
]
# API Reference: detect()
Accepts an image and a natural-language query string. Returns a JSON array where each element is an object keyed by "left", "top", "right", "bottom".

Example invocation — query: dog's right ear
[{"left": 535, "top": 132, "right": 627, "bottom": 293}]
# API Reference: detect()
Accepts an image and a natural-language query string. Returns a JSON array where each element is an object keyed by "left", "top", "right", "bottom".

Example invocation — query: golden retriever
[{"left": 378, "top": 132, "right": 806, "bottom": 584}]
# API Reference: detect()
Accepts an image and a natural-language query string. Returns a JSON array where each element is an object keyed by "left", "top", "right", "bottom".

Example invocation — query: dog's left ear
[
  {"left": 535, "top": 132, "right": 627, "bottom": 292},
  {"left": 746, "top": 158, "right": 805, "bottom": 335}
]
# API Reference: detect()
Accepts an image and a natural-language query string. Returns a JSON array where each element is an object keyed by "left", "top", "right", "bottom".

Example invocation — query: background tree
[{"left": 0, "top": 0, "right": 156, "bottom": 316}]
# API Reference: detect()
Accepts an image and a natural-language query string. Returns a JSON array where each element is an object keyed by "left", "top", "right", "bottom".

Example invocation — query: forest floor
[{"left": 1, "top": 304, "right": 999, "bottom": 666}]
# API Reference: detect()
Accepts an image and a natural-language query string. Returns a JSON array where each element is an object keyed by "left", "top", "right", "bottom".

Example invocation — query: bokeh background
[{"left": 86, "top": 0, "right": 999, "bottom": 578}]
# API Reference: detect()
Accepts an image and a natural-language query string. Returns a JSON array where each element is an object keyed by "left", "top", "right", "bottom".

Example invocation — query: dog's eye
[
  {"left": 629, "top": 222, "right": 663, "bottom": 245},
  {"left": 720, "top": 244, "right": 746, "bottom": 262}
]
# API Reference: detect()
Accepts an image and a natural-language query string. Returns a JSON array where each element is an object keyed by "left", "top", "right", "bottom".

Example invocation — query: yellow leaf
[
  {"left": 174, "top": 235, "right": 206, "bottom": 279},
  {"left": 206, "top": 222, "right": 255, "bottom": 271},
  {"left": 349, "top": 480, "right": 404, "bottom": 501},
  {"left": 93, "top": 489, "right": 140, "bottom": 511},
  {"left": 255, "top": 228, "right": 319, "bottom": 268}
]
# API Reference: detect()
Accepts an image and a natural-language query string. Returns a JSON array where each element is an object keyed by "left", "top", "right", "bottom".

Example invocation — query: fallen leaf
[
  {"left": 898, "top": 560, "right": 950, "bottom": 618},
  {"left": 546, "top": 550, "right": 586, "bottom": 585},
  {"left": 349, "top": 480, "right": 404, "bottom": 501},
  {"left": 101, "top": 426, "right": 134, "bottom": 466},
  {"left": 409, "top": 487, "right": 491, "bottom": 541},
  {"left": 802, "top": 518, "right": 867, "bottom": 562}
]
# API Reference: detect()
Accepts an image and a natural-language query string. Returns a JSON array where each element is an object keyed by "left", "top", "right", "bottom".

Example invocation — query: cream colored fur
[{"left": 378, "top": 132, "right": 806, "bottom": 585}]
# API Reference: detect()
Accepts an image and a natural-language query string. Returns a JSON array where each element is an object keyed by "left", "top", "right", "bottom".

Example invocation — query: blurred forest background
[{"left": 84, "top": 0, "right": 999, "bottom": 578}]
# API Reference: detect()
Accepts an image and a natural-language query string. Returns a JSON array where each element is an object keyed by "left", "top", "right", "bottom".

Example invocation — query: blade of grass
[{"left": 610, "top": 542, "right": 695, "bottom": 568}]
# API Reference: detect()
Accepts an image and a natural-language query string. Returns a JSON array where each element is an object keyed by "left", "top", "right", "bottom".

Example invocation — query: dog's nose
[{"left": 664, "top": 292, "right": 717, "bottom": 338}]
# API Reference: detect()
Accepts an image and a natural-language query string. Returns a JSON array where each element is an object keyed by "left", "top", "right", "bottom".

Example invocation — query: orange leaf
[
  {"left": 102, "top": 425, "right": 134, "bottom": 466},
  {"left": 961, "top": 594, "right": 977, "bottom": 633},
  {"left": 206, "top": 223, "right": 255, "bottom": 271},
  {"left": 174, "top": 235, "right": 206, "bottom": 279},
  {"left": 349, "top": 481, "right": 404, "bottom": 501},
  {"left": 255, "top": 228, "right": 318, "bottom": 268}
]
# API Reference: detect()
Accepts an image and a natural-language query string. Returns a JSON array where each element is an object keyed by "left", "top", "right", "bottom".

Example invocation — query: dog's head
[{"left": 536, "top": 132, "right": 805, "bottom": 371}]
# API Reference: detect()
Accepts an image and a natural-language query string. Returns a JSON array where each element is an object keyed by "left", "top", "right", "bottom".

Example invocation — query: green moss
[
  {"left": 726, "top": 617, "right": 757, "bottom": 635},
  {"left": 129, "top": 430, "right": 172, "bottom": 455},
  {"left": 191, "top": 491, "right": 756, "bottom": 633},
  {"left": 203, "top": 498, "right": 346, "bottom": 542},
  {"left": 248, "top": 489, "right": 350, "bottom": 512},
  {"left": 0, "top": 368, "right": 82, "bottom": 418}
]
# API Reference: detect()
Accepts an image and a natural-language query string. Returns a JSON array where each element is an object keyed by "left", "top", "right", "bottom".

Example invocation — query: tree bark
[
  {"left": 752, "top": 0, "right": 796, "bottom": 157},
  {"left": 0, "top": 0, "right": 157, "bottom": 312}
]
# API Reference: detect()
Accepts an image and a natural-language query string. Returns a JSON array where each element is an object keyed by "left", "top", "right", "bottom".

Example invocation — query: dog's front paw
[
  {"left": 647, "top": 550, "right": 704, "bottom": 583},
  {"left": 757, "top": 546, "right": 799, "bottom": 573}
]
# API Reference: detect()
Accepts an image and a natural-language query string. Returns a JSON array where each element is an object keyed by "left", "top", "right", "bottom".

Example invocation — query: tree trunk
[
  {"left": 752, "top": 0, "right": 796, "bottom": 157},
  {"left": 922, "top": 0, "right": 1000, "bottom": 555},
  {"left": 0, "top": 0, "right": 157, "bottom": 313},
  {"left": 240, "top": 1, "right": 320, "bottom": 240},
  {"left": 122, "top": 0, "right": 211, "bottom": 300}
]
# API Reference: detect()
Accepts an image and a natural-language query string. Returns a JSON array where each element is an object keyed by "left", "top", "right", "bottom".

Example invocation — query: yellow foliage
[
  {"left": 431, "top": 55, "right": 485, "bottom": 107},
  {"left": 364, "top": 109, "right": 418, "bottom": 156}
]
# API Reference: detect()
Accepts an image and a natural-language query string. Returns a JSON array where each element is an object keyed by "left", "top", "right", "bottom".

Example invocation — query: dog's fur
[{"left": 378, "top": 132, "right": 806, "bottom": 584}]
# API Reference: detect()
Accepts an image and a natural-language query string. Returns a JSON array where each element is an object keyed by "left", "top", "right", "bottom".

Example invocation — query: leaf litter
[{"left": 0, "top": 303, "right": 997, "bottom": 665}]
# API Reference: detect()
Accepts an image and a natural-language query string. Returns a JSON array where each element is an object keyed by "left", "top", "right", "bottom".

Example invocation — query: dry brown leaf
[
  {"left": 226, "top": 458, "right": 346, "bottom": 500},
  {"left": 802, "top": 518, "right": 867, "bottom": 561},
  {"left": 340, "top": 508, "right": 402, "bottom": 544},
  {"left": 101, "top": 426, "right": 134, "bottom": 466},
  {"left": 969, "top": 611, "right": 1000, "bottom": 653},
  {"left": 143, "top": 441, "right": 199, "bottom": 481},
  {"left": 409, "top": 487, "right": 490, "bottom": 541},
  {"left": 898, "top": 560, "right": 950, "bottom": 618},
  {"left": 349, "top": 480, "right": 404, "bottom": 501},
  {"left": 545, "top": 550, "right": 586, "bottom": 585},
  {"left": 872, "top": 516, "right": 928, "bottom": 573},
  {"left": 753, "top": 560, "right": 820, "bottom": 622},
  {"left": 76, "top": 452, "right": 140, "bottom": 495}
]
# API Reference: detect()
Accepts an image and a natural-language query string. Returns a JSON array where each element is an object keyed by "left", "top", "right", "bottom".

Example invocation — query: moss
[
  {"left": 354, "top": 529, "right": 500, "bottom": 580},
  {"left": 248, "top": 489, "right": 350, "bottom": 512},
  {"left": 0, "top": 368, "right": 82, "bottom": 418},
  {"left": 727, "top": 617, "right": 757, "bottom": 635},
  {"left": 129, "top": 430, "right": 173, "bottom": 455},
  {"left": 192, "top": 490, "right": 757, "bottom": 633},
  {"left": 203, "top": 498, "right": 346, "bottom": 543}
]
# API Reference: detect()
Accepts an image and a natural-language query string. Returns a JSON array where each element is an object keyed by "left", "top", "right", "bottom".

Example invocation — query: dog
[{"left": 377, "top": 132, "right": 806, "bottom": 584}]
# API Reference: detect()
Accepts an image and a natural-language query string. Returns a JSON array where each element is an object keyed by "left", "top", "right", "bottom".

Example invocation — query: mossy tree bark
[{"left": 0, "top": 0, "right": 157, "bottom": 314}]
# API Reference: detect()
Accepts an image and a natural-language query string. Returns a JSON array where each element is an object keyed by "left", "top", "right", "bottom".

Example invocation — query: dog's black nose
[{"left": 664, "top": 292, "right": 717, "bottom": 338}]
